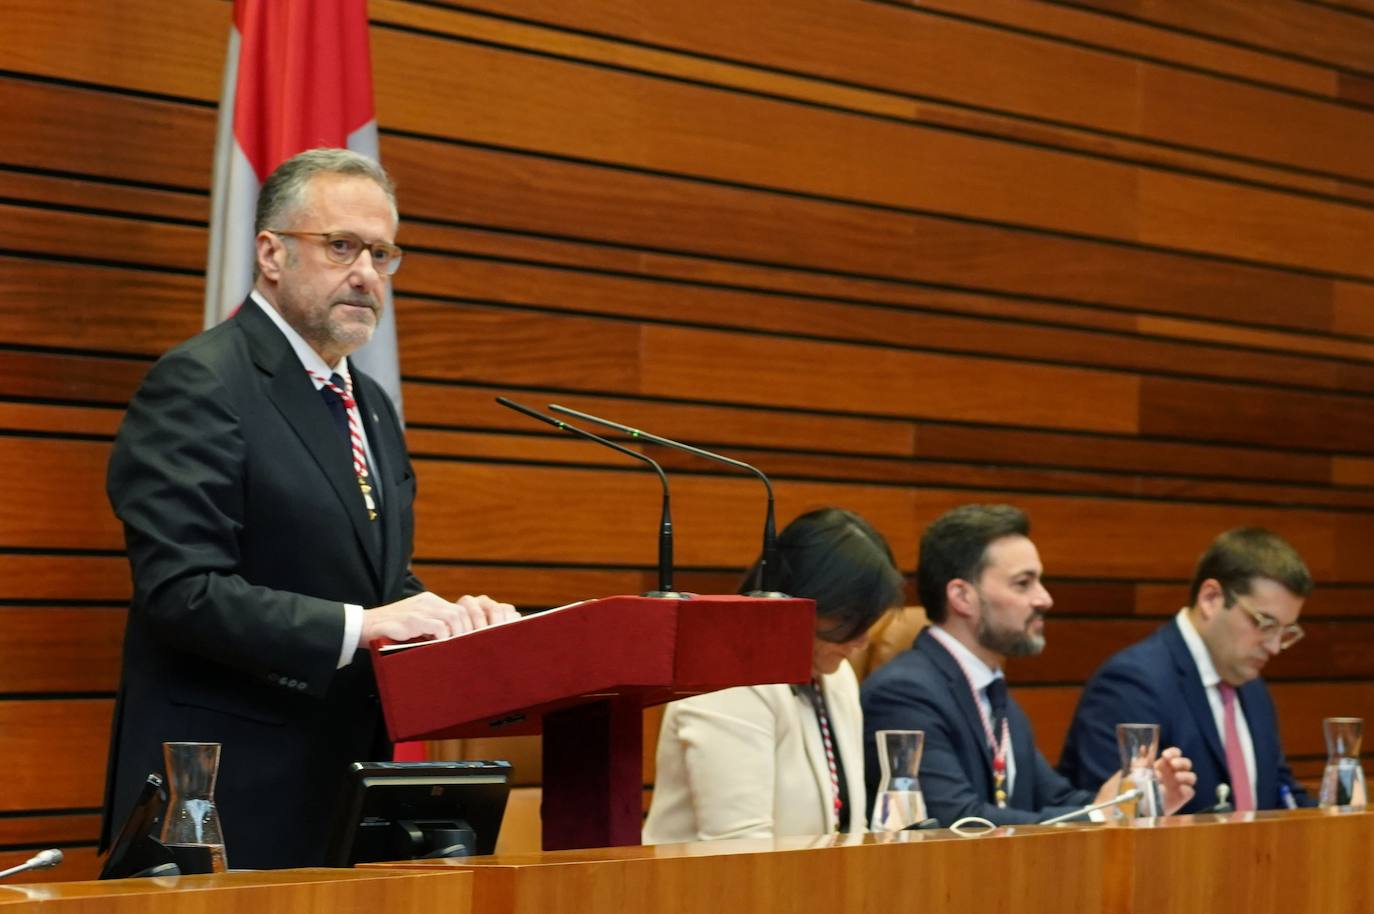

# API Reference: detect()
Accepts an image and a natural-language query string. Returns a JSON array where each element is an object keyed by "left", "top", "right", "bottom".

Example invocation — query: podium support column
[{"left": 541, "top": 696, "right": 644, "bottom": 851}]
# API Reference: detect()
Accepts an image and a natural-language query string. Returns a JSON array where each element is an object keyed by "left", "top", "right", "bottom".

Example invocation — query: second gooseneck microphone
[
  {"left": 496, "top": 397, "right": 688, "bottom": 599},
  {"left": 0, "top": 848, "right": 63, "bottom": 881},
  {"left": 547, "top": 404, "right": 787, "bottom": 598}
]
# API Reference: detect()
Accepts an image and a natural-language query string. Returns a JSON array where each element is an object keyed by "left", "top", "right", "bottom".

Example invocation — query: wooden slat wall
[{"left": 4, "top": 0, "right": 1374, "bottom": 871}]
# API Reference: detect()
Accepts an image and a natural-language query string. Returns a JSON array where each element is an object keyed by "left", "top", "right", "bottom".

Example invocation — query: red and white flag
[
  {"left": 205, "top": 0, "right": 403, "bottom": 414},
  {"left": 207, "top": 0, "right": 420, "bottom": 762}
]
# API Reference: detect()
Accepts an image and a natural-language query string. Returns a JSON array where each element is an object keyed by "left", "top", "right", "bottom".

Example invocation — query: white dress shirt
[{"left": 1175, "top": 608, "right": 1257, "bottom": 808}]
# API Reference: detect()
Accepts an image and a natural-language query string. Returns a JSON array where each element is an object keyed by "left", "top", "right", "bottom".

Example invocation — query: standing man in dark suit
[
  {"left": 101, "top": 148, "right": 518, "bottom": 868},
  {"left": 1059, "top": 527, "right": 1313, "bottom": 812},
  {"left": 862, "top": 504, "right": 1195, "bottom": 825}
]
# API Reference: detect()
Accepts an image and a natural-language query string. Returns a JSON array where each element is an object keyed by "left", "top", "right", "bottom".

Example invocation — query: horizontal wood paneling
[
  {"left": 636, "top": 324, "right": 1142, "bottom": 432},
  {"left": 428, "top": 0, "right": 1374, "bottom": 183},
  {"left": 7, "top": 0, "right": 1374, "bottom": 855},
  {"left": 1008, "top": 618, "right": 1374, "bottom": 683},
  {"left": 1055, "top": 0, "right": 1374, "bottom": 74},
  {"left": 1139, "top": 376, "right": 1374, "bottom": 452},
  {"left": 0, "top": 700, "right": 111, "bottom": 812},
  {"left": 0, "top": 813, "right": 101, "bottom": 848},
  {"left": 0, "top": 556, "right": 130, "bottom": 602},
  {"left": 15, "top": 76, "right": 1372, "bottom": 342},
  {"left": 394, "top": 243, "right": 1374, "bottom": 394},
  {"left": 0, "top": 846, "right": 100, "bottom": 883},
  {"left": 404, "top": 384, "right": 917, "bottom": 457},
  {"left": 0, "top": 351, "right": 150, "bottom": 405},
  {"left": 0, "top": 259, "right": 201, "bottom": 355},
  {"left": 914, "top": 0, "right": 1343, "bottom": 96},
  {"left": 0, "top": 0, "right": 225, "bottom": 99},
  {"left": 414, "top": 463, "right": 921, "bottom": 567},
  {"left": 0, "top": 437, "right": 121, "bottom": 550},
  {"left": 385, "top": 139, "right": 1372, "bottom": 340},
  {"left": 0, "top": 609, "right": 125, "bottom": 694},
  {"left": 406, "top": 428, "right": 1374, "bottom": 511},
  {"left": 0, "top": 77, "right": 214, "bottom": 189}
]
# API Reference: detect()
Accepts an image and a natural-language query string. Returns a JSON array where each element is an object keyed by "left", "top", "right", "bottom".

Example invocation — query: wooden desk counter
[
  {"left": 367, "top": 825, "right": 1116, "bottom": 914},
  {"left": 367, "top": 808, "right": 1374, "bottom": 914},
  {"left": 0, "top": 866, "right": 473, "bottom": 914},
  {"left": 1115, "top": 807, "right": 1374, "bottom": 914}
]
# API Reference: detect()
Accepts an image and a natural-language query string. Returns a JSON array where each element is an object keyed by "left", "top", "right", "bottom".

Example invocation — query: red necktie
[
  {"left": 311, "top": 371, "right": 377, "bottom": 521},
  {"left": 1219, "top": 683, "right": 1254, "bottom": 811}
]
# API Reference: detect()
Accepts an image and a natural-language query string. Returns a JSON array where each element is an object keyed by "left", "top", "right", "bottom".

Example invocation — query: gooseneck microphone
[
  {"left": 1040, "top": 787, "right": 1143, "bottom": 825},
  {"left": 547, "top": 404, "right": 787, "bottom": 598},
  {"left": 0, "top": 848, "right": 64, "bottom": 881},
  {"left": 496, "top": 397, "right": 687, "bottom": 599}
]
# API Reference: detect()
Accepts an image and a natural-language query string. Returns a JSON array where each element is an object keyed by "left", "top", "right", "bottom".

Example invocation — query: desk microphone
[
  {"left": 0, "top": 849, "right": 64, "bottom": 881},
  {"left": 1209, "top": 783, "right": 1234, "bottom": 813},
  {"left": 497, "top": 397, "right": 687, "bottom": 598},
  {"left": 1041, "top": 788, "right": 1143, "bottom": 825},
  {"left": 547, "top": 404, "right": 787, "bottom": 597}
]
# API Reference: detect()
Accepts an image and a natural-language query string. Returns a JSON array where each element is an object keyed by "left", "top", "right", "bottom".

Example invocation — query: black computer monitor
[{"left": 326, "top": 760, "right": 512, "bottom": 866}]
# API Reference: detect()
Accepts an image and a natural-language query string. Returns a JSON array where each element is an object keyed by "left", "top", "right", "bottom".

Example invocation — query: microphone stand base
[
  {"left": 641, "top": 590, "right": 693, "bottom": 600},
  {"left": 745, "top": 590, "right": 790, "bottom": 599}
]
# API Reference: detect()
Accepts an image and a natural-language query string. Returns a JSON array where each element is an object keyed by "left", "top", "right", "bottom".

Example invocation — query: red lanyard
[
  {"left": 929, "top": 627, "right": 1011, "bottom": 808},
  {"left": 810, "top": 679, "right": 842, "bottom": 829}
]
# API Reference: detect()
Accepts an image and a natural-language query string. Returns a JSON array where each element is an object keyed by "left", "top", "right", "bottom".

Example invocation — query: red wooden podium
[{"left": 370, "top": 594, "right": 815, "bottom": 851}]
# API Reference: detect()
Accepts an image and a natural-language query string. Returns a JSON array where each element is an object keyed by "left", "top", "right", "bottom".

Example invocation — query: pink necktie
[{"left": 1219, "top": 683, "right": 1254, "bottom": 811}]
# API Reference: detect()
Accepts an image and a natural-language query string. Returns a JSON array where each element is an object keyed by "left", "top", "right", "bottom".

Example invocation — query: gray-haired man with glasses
[
  {"left": 102, "top": 148, "right": 518, "bottom": 868},
  {"left": 1059, "top": 527, "right": 1314, "bottom": 812}
]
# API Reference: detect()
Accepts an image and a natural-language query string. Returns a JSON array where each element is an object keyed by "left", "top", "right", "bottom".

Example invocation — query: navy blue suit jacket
[
  {"left": 1058, "top": 619, "right": 1310, "bottom": 812},
  {"left": 861, "top": 628, "right": 1094, "bottom": 825}
]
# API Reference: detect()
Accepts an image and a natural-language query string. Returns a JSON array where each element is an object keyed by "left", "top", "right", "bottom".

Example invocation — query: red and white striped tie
[
  {"left": 310, "top": 370, "right": 377, "bottom": 520},
  {"left": 812, "top": 678, "right": 842, "bottom": 830}
]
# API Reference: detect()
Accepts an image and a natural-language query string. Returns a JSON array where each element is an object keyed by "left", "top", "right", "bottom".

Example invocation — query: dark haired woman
[{"left": 643, "top": 508, "right": 904, "bottom": 842}]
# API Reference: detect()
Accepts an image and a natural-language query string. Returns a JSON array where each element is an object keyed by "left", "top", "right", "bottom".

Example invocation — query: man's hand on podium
[{"left": 363, "top": 592, "right": 519, "bottom": 644}]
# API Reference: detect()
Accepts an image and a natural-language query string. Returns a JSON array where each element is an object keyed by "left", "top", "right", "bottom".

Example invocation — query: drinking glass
[
  {"left": 160, "top": 742, "right": 228, "bottom": 872},
  {"left": 870, "top": 730, "right": 927, "bottom": 831},
  {"left": 1318, "top": 717, "right": 1367, "bottom": 809},
  {"left": 1117, "top": 723, "right": 1164, "bottom": 818}
]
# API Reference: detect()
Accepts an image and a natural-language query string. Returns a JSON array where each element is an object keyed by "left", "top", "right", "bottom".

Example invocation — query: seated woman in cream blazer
[{"left": 644, "top": 508, "right": 904, "bottom": 843}]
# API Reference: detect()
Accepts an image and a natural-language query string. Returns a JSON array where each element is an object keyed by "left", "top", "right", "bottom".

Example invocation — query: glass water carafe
[
  {"left": 870, "top": 729, "right": 927, "bottom": 831},
  {"left": 1117, "top": 723, "right": 1164, "bottom": 818},
  {"left": 160, "top": 741, "right": 228, "bottom": 872},
  {"left": 1319, "top": 717, "right": 1367, "bottom": 809}
]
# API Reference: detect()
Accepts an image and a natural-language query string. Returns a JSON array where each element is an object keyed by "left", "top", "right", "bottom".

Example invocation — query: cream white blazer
[{"left": 643, "top": 661, "right": 867, "bottom": 843}]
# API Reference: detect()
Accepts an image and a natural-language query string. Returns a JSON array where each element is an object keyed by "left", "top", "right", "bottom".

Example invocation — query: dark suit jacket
[
  {"left": 861, "top": 628, "right": 1094, "bottom": 825},
  {"left": 101, "top": 297, "right": 424, "bottom": 868},
  {"left": 1057, "top": 619, "right": 1310, "bottom": 812}
]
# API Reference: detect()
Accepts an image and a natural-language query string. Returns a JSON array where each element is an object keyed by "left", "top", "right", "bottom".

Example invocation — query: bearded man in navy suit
[{"left": 863, "top": 504, "right": 1196, "bottom": 825}]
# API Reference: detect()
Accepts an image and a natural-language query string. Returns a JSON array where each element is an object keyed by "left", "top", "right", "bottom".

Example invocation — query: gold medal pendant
[{"left": 359, "top": 478, "right": 378, "bottom": 520}]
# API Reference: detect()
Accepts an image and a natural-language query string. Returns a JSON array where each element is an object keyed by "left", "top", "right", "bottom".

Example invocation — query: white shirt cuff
[{"left": 338, "top": 603, "right": 364, "bottom": 668}]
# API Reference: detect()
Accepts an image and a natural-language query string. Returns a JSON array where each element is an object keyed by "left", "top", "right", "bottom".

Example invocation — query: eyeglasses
[
  {"left": 269, "top": 230, "right": 403, "bottom": 275},
  {"left": 1231, "top": 596, "right": 1304, "bottom": 650}
]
